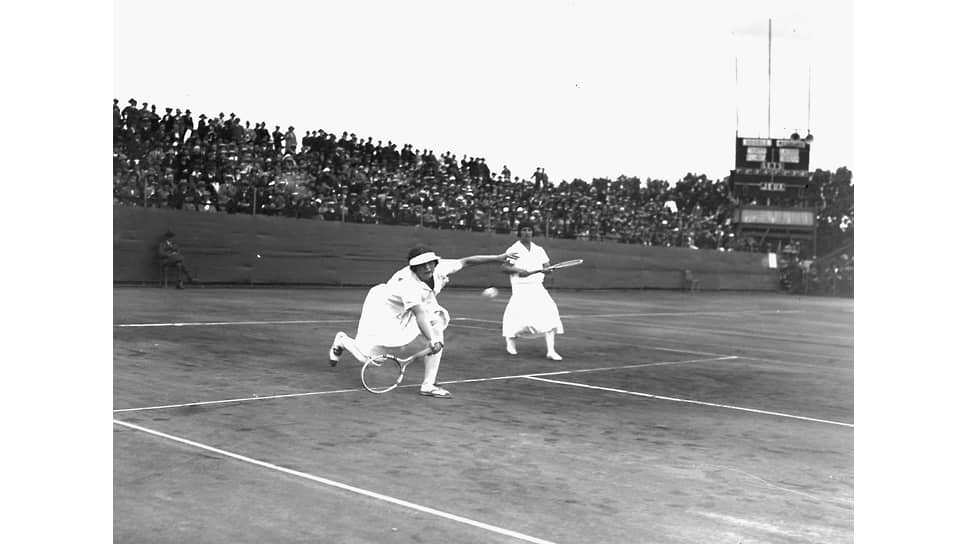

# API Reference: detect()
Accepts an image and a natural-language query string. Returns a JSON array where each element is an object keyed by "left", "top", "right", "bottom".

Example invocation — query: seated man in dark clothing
[{"left": 157, "top": 230, "right": 194, "bottom": 288}]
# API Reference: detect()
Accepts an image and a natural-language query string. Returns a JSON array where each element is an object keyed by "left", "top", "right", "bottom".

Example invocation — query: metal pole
[
  {"left": 735, "top": 56, "right": 739, "bottom": 135},
  {"left": 767, "top": 18, "right": 772, "bottom": 139}
]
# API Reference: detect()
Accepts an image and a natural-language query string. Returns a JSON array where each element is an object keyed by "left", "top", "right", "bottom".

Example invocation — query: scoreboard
[
  {"left": 731, "top": 136, "right": 811, "bottom": 185},
  {"left": 735, "top": 136, "right": 810, "bottom": 172},
  {"left": 729, "top": 135, "right": 816, "bottom": 235}
]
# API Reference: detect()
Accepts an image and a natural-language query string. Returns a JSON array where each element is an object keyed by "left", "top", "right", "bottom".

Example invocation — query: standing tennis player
[
  {"left": 500, "top": 221, "right": 564, "bottom": 360},
  {"left": 328, "top": 245, "right": 515, "bottom": 398}
]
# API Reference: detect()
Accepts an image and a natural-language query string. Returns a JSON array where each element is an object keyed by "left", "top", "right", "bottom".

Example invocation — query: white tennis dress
[
  {"left": 501, "top": 240, "right": 563, "bottom": 338},
  {"left": 355, "top": 259, "right": 462, "bottom": 354}
]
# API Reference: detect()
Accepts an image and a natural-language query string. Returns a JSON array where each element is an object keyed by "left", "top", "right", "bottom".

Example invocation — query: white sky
[{"left": 114, "top": 0, "right": 852, "bottom": 184}]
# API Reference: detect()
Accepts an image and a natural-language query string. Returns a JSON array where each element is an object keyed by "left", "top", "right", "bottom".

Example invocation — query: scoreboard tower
[{"left": 728, "top": 135, "right": 817, "bottom": 256}]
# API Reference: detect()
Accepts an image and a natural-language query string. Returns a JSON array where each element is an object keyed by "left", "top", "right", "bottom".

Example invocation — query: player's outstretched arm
[{"left": 458, "top": 251, "right": 516, "bottom": 268}]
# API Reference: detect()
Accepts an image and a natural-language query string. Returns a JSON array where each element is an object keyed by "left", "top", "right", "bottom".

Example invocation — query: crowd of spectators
[{"left": 113, "top": 97, "right": 853, "bottom": 292}]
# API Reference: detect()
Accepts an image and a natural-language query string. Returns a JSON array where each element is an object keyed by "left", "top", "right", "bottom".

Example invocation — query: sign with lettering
[
  {"left": 739, "top": 208, "right": 815, "bottom": 226},
  {"left": 775, "top": 139, "right": 807, "bottom": 148},
  {"left": 743, "top": 138, "right": 772, "bottom": 147}
]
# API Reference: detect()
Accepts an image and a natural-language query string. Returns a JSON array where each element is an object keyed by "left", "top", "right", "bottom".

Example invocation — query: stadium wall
[{"left": 114, "top": 206, "right": 778, "bottom": 290}]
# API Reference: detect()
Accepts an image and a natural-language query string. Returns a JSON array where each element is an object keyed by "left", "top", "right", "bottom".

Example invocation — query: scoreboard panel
[
  {"left": 735, "top": 136, "right": 810, "bottom": 172},
  {"left": 733, "top": 207, "right": 815, "bottom": 227}
]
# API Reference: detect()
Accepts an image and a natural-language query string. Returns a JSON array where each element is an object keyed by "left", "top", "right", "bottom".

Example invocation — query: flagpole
[{"left": 767, "top": 18, "right": 772, "bottom": 139}]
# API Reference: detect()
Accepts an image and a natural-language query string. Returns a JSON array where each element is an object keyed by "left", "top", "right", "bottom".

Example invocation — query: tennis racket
[
  {"left": 544, "top": 258, "right": 583, "bottom": 271},
  {"left": 361, "top": 345, "right": 435, "bottom": 394}
]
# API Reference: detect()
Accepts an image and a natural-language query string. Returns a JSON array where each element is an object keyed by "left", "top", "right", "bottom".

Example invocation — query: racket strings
[{"left": 361, "top": 356, "right": 403, "bottom": 393}]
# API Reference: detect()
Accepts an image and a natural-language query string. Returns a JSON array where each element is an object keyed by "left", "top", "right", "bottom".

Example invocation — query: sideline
[
  {"left": 114, "top": 419, "right": 558, "bottom": 544},
  {"left": 526, "top": 376, "right": 853, "bottom": 427}
]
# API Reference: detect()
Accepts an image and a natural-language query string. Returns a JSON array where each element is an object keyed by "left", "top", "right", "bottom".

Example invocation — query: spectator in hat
[
  {"left": 272, "top": 126, "right": 283, "bottom": 153},
  {"left": 196, "top": 114, "right": 209, "bottom": 141},
  {"left": 113, "top": 99, "right": 122, "bottom": 139},
  {"left": 122, "top": 99, "right": 140, "bottom": 131}
]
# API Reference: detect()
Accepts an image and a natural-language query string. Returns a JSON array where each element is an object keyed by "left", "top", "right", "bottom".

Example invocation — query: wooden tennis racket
[
  {"left": 360, "top": 345, "right": 436, "bottom": 394},
  {"left": 544, "top": 258, "right": 584, "bottom": 271}
]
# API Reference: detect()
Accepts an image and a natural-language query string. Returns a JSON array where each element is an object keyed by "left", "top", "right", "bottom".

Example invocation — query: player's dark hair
[
  {"left": 407, "top": 245, "right": 435, "bottom": 262},
  {"left": 517, "top": 220, "right": 534, "bottom": 236}
]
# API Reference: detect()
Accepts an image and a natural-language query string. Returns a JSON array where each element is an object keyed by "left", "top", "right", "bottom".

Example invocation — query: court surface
[{"left": 114, "top": 286, "right": 853, "bottom": 543}]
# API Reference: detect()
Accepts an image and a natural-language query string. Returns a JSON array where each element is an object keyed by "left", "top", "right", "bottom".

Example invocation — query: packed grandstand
[{"left": 113, "top": 98, "right": 853, "bottom": 296}]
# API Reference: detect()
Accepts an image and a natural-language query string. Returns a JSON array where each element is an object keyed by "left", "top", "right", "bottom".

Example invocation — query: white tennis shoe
[
  {"left": 329, "top": 332, "right": 346, "bottom": 366},
  {"left": 546, "top": 351, "right": 563, "bottom": 361},
  {"left": 419, "top": 385, "right": 452, "bottom": 398}
]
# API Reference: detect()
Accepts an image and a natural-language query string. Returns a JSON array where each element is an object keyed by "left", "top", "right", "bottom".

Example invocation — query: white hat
[{"left": 409, "top": 251, "right": 440, "bottom": 266}]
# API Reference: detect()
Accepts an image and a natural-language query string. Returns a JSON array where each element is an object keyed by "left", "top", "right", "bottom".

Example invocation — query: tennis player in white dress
[
  {"left": 500, "top": 221, "right": 564, "bottom": 360},
  {"left": 328, "top": 245, "right": 515, "bottom": 398}
]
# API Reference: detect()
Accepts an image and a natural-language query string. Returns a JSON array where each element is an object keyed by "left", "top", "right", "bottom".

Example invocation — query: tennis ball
[{"left": 481, "top": 287, "right": 499, "bottom": 298}]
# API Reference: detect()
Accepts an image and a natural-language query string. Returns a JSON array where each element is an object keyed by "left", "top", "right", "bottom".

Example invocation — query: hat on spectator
[
  {"left": 128, "top": 98, "right": 136, "bottom": 105},
  {"left": 185, "top": 109, "right": 191, "bottom": 114},
  {"left": 199, "top": 114, "right": 207, "bottom": 119}
]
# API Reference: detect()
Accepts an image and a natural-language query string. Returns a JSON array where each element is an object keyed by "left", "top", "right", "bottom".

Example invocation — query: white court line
[
  {"left": 526, "top": 376, "right": 853, "bottom": 428},
  {"left": 580, "top": 317, "right": 853, "bottom": 345},
  {"left": 449, "top": 322, "right": 732, "bottom": 358},
  {"left": 116, "top": 311, "right": 796, "bottom": 329},
  {"left": 436, "top": 356, "right": 737, "bottom": 385},
  {"left": 113, "top": 419, "right": 557, "bottom": 544},
  {"left": 452, "top": 320, "right": 853, "bottom": 364},
  {"left": 557, "top": 310, "right": 805, "bottom": 319},
  {"left": 113, "top": 387, "right": 363, "bottom": 413},
  {"left": 115, "top": 356, "right": 735, "bottom": 413},
  {"left": 116, "top": 319, "right": 356, "bottom": 328}
]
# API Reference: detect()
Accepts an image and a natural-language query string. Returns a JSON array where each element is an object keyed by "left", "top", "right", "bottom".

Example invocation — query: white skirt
[
  {"left": 502, "top": 282, "right": 563, "bottom": 338},
  {"left": 355, "top": 284, "right": 450, "bottom": 355}
]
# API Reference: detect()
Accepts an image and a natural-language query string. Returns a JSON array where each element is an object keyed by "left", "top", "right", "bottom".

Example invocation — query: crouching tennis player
[{"left": 328, "top": 245, "right": 515, "bottom": 398}]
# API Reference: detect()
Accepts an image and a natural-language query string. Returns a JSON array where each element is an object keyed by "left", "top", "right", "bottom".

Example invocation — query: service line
[
  {"left": 116, "top": 319, "right": 355, "bottom": 328},
  {"left": 114, "top": 356, "right": 735, "bottom": 413}
]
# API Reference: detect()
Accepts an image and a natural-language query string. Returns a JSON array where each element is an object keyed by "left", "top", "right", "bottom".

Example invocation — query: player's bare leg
[
  {"left": 418, "top": 351, "right": 450, "bottom": 398},
  {"left": 545, "top": 331, "right": 562, "bottom": 360},
  {"left": 505, "top": 336, "right": 518, "bottom": 355},
  {"left": 419, "top": 322, "right": 451, "bottom": 398}
]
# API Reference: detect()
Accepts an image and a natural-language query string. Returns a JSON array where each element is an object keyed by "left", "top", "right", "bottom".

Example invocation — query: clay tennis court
[{"left": 114, "top": 286, "right": 853, "bottom": 543}]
